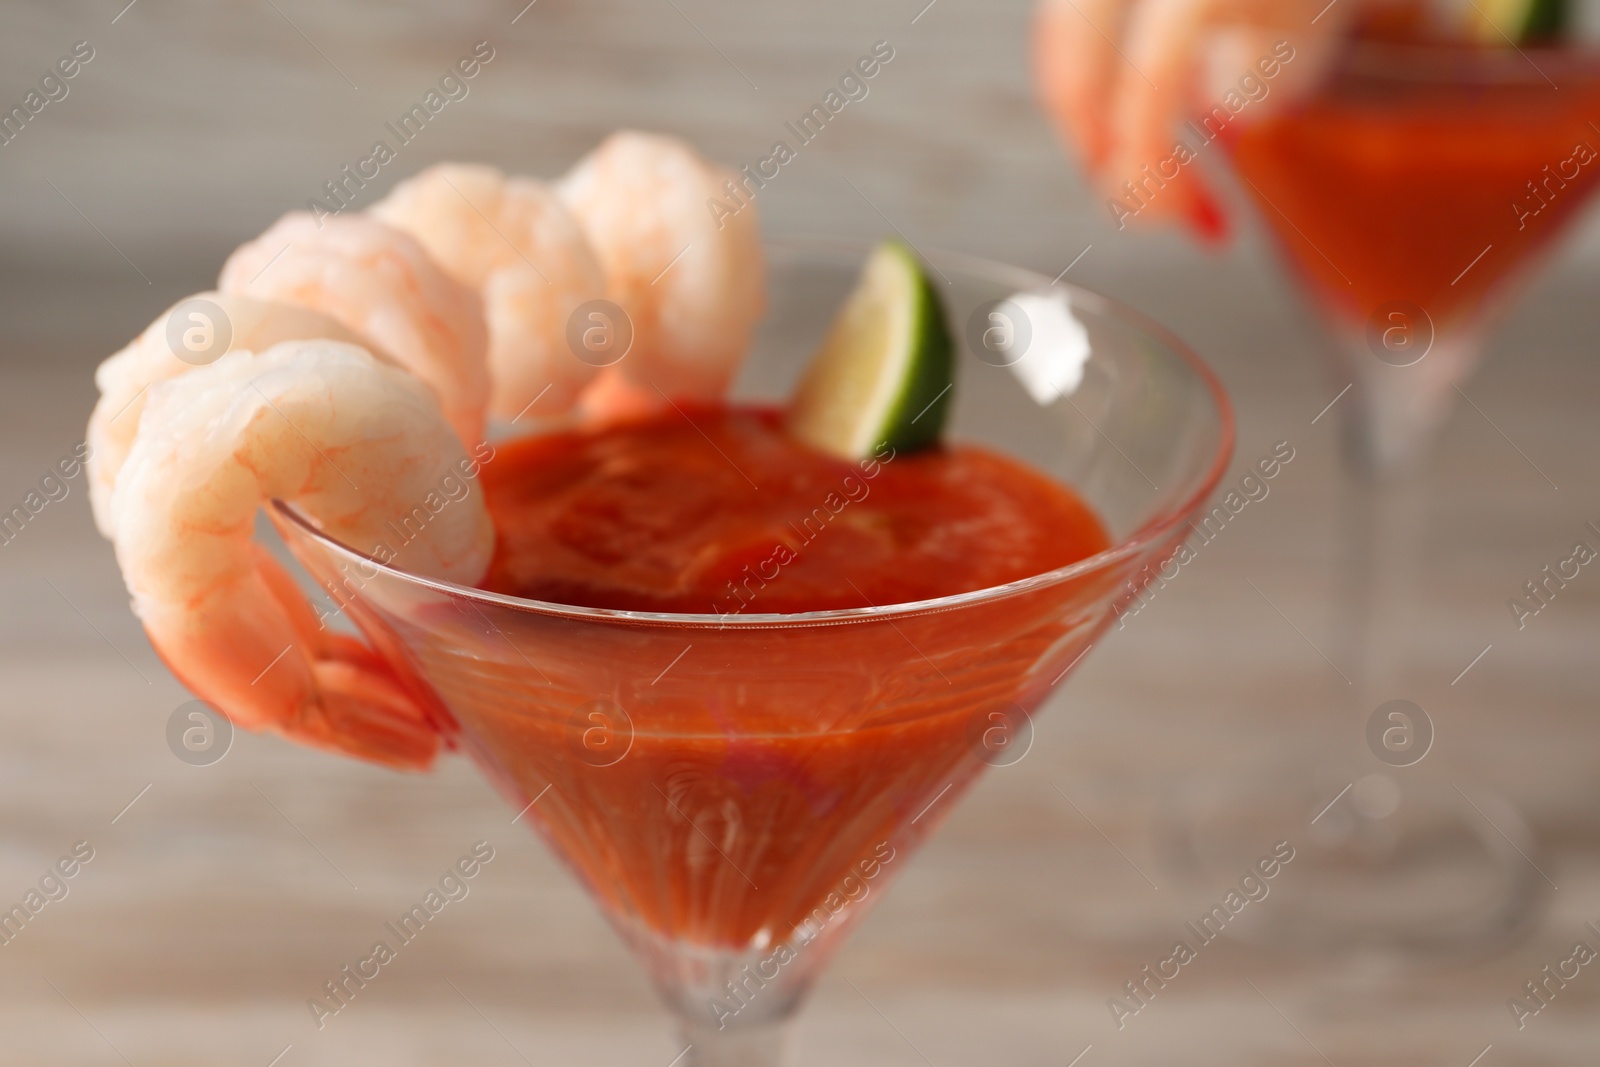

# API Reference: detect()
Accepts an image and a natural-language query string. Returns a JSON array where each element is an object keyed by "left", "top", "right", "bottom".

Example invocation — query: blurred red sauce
[{"left": 1228, "top": 51, "right": 1600, "bottom": 335}]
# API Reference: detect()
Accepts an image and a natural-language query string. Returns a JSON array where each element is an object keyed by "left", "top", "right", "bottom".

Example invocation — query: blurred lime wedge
[
  {"left": 786, "top": 240, "right": 954, "bottom": 460},
  {"left": 1468, "top": 0, "right": 1567, "bottom": 42}
]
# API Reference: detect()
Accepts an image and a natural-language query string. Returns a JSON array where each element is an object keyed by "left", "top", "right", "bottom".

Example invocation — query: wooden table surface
[{"left": 2, "top": 1, "right": 1598, "bottom": 1063}]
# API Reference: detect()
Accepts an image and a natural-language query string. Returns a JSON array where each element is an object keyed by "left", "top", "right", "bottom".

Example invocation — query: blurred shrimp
[
  {"left": 372, "top": 162, "right": 608, "bottom": 421},
  {"left": 110, "top": 340, "right": 494, "bottom": 769},
  {"left": 218, "top": 212, "right": 490, "bottom": 447},
  {"left": 87, "top": 292, "right": 369, "bottom": 537},
  {"left": 556, "top": 131, "right": 765, "bottom": 417},
  {"left": 1033, "top": 0, "right": 1363, "bottom": 238}
]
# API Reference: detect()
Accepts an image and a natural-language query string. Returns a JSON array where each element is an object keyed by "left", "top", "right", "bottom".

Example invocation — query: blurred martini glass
[
  {"left": 1228, "top": 40, "right": 1600, "bottom": 472},
  {"left": 1189, "top": 39, "right": 1600, "bottom": 950},
  {"left": 277, "top": 239, "right": 1233, "bottom": 1065}
]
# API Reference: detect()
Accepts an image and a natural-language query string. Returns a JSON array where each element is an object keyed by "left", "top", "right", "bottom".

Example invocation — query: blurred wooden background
[{"left": 2, "top": 1, "right": 1599, "bottom": 1063}]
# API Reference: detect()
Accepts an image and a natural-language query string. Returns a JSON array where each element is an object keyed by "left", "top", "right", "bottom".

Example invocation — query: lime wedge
[
  {"left": 786, "top": 240, "right": 954, "bottom": 460},
  {"left": 1468, "top": 0, "right": 1567, "bottom": 43}
]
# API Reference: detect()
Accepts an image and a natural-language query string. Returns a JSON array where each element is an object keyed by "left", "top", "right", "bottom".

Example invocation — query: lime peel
[
  {"left": 786, "top": 239, "right": 955, "bottom": 460},
  {"left": 1466, "top": 0, "right": 1568, "bottom": 43}
]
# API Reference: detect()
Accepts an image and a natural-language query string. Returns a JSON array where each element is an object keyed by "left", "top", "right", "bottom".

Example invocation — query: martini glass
[
  {"left": 1228, "top": 41, "right": 1600, "bottom": 474},
  {"left": 1177, "top": 42, "right": 1600, "bottom": 950},
  {"left": 272, "top": 239, "right": 1233, "bottom": 1065}
]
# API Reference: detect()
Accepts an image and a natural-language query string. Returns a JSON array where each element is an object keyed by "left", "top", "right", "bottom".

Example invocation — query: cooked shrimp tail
[{"left": 111, "top": 341, "right": 494, "bottom": 769}]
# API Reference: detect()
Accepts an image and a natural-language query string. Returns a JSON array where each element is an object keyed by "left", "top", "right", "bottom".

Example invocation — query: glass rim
[
  {"left": 1341, "top": 38, "right": 1600, "bottom": 84},
  {"left": 274, "top": 235, "right": 1235, "bottom": 630}
]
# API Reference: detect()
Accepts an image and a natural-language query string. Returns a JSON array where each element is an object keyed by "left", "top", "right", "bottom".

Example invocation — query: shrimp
[
  {"left": 87, "top": 292, "right": 368, "bottom": 537},
  {"left": 371, "top": 162, "right": 608, "bottom": 422},
  {"left": 110, "top": 340, "right": 493, "bottom": 769},
  {"left": 556, "top": 131, "right": 766, "bottom": 414},
  {"left": 1032, "top": 0, "right": 1362, "bottom": 238},
  {"left": 218, "top": 212, "right": 490, "bottom": 448}
]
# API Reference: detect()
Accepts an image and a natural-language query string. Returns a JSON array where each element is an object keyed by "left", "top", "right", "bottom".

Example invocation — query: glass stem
[
  {"left": 1334, "top": 331, "right": 1483, "bottom": 479},
  {"left": 1329, "top": 331, "right": 1481, "bottom": 717},
  {"left": 1336, "top": 456, "right": 1426, "bottom": 719},
  {"left": 678, "top": 1017, "right": 794, "bottom": 1067}
]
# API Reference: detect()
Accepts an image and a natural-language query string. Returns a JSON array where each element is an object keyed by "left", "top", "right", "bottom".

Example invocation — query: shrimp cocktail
[
  {"left": 1035, "top": 0, "right": 1600, "bottom": 467},
  {"left": 89, "top": 130, "right": 1233, "bottom": 1064},
  {"left": 1034, "top": 0, "right": 1591, "bottom": 952}
]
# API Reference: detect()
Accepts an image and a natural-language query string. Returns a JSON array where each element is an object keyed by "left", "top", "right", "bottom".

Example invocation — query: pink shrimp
[
  {"left": 556, "top": 131, "right": 766, "bottom": 419},
  {"left": 86, "top": 291, "right": 369, "bottom": 537},
  {"left": 218, "top": 212, "right": 490, "bottom": 447},
  {"left": 1032, "top": 0, "right": 1364, "bottom": 239},
  {"left": 372, "top": 162, "right": 609, "bottom": 422},
  {"left": 109, "top": 341, "right": 493, "bottom": 769},
  {"left": 93, "top": 133, "right": 773, "bottom": 771}
]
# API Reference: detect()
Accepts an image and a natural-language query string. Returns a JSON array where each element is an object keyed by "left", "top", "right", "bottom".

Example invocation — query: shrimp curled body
[
  {"left": 557, "top": 131, "right": 766, "bottom": 417},
  {"left": 92, "top": 133, "right": 768, "bottom": 771},
  {"left": 373, "top": 163, "right": 608, "bottom": 422},
  {"left": 87, "top": 291, "right": 368, "bottom": 537},
  {"left": 218, "top": 212, "right": 490, "bottom": 448},
  {"left": 111, "top": 341, "right": 494, "bottom": 769},
  {"left": 1032, "top": 0, "right": 1358, "bottom": 237}
]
